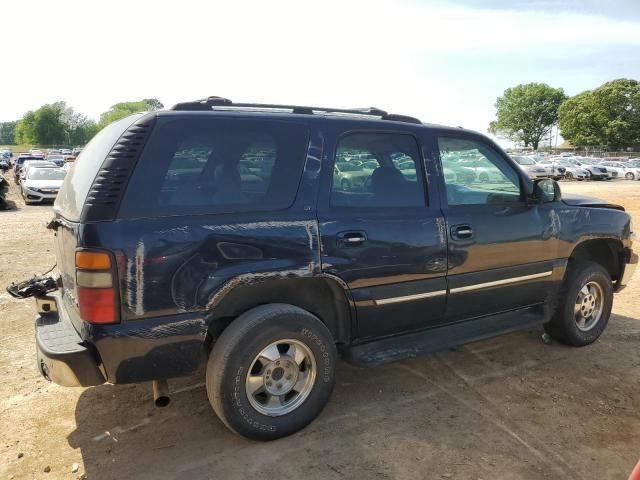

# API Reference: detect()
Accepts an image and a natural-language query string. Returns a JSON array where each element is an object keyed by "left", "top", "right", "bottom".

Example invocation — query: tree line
[
  {"left": 0, "top": 99, "right": 163, "bottom": 146},
  {"left": 489, "top": 78, "right": 640, "bottom": 150}
]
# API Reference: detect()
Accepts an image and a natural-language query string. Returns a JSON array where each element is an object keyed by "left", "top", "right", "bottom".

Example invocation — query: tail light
[{"left": 75, "top": 250, "right": 118, "bottom": 324}]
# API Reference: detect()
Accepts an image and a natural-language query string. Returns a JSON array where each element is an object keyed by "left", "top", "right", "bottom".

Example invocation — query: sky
[{"left": 1, "top": 0, "right": 639, "bottom": 143}]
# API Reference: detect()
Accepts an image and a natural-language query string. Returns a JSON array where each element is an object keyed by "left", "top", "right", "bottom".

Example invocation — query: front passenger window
[{"left": 438, "top": 137, "right": 521, "bottom": 206}]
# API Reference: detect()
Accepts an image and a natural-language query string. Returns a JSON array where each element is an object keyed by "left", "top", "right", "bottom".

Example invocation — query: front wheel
[
  {"left": 206, "top": 304, "right": 337, "bottom": 440},
  {"left": 625, "top": 172, "right": 635, "bottom": 180},
  {"left": 565, "top": 171, "right": 573, "bottom": 180},
  {"left": 544, "top": 261, "right": 613, "bottom": 346}
]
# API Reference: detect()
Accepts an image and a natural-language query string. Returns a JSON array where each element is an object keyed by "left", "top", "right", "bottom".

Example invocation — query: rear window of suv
[{"left": 120, "top": 118, "right": 309, "bottom": 218}]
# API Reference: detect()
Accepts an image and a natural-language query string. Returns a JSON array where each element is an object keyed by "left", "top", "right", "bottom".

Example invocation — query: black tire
[
  {"left": 206, "top": 304, "right": 337, "bottom": 441},
  {"left": 544, "top": 260, "right": 613, "bottom": 346},
  {"left": 625, "top": 172, "right": 635, "bottom": 180},
  {"left": 479, "top": 172, "right": 489, "bottom": 183},
  {"left": 565, "top": 171, "right": 573, "bottom": 180}
]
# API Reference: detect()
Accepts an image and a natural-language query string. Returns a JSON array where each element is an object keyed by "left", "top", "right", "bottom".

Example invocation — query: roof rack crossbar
[{"left": 170, "top": 97, "right": 421, "bottom": 124}]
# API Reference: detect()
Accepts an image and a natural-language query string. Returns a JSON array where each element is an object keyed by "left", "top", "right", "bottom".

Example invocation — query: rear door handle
[
  {"left": 451, "top": 224, "right": 473, "bottom": 239},
  {"left": 337, "top": 231, "right": 367, "bottom": 247}
]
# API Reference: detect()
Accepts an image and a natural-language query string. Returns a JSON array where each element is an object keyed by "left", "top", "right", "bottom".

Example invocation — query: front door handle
[
  {"left": 337, "top": 231, "right": 367, "bottom": 247},
  {"left": 451, "top": 224, "right": 473, "bottom": 239}
]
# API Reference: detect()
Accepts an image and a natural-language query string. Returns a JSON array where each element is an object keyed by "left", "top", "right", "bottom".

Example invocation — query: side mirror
[{"left": 532, "top": 178, "right": 561, "bottom": 203}]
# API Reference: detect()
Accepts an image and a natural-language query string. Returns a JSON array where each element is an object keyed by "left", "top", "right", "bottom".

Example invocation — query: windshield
[
  {"left": 28, "top": 168, "right": 66, "bottom": 180},
  {"left": 514, "top": 157, "right": 536, "bottom": 165}
]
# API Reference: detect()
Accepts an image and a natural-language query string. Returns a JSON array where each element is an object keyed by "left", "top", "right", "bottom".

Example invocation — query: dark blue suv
[{"left": 25, "top": 97, "right": 637, "bottom": 440}]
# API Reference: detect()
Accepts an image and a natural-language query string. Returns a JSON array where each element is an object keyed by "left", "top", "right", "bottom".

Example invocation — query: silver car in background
[
  {"left": 601, "top": 161, "right": 640, "bottom": 180},
  {"left": 21, "top": 167, "right": 67, "bottom": 205},
  {"left": 511, "top": 155, "right": 554, "bottom": 179}
]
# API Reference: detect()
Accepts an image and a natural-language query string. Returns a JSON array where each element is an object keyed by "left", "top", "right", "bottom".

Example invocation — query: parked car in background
[
  {"left": 333, "top": 161, "right": 370, "bottom": 191},
  {"left": 46, "top": 154, "right": 66, "bottom": 167},
  {"left": 20, "top": 166, "right": 66, "bottom": 204},
  {"left": 578, "top": 158, "right": 617, "bottom": 179},
  {"left": 457, "top": 158, "right": 508, "bottom": 183},
  {"left": 536, "top": 159, "right": 567, "bottom": 180},
  {"left": 541, "top": 159, "right": 589, "bottom": 180},
  {"left": 511, "top": 155, "right": 553, "bottom": 179},
  {"left": 0, "top": 150, "right": 11, "bottom": 164},
  {"left": 13, "top": 155, "right": 48, "bottom": 183},
  {"left": 0, "top": 157, "right": 9, "bottom": 172},
  {"left": 561, "top": 158, "right": 608, "bottom": 180},
  {"left": 0, "top": 173, "right": 9, "bottom": 210},
  {"left": 19, "top": 160, "right": 58, "bottom": 182},
  {"left": 601, "top": 161, "right": 640, "bottom": 180}
]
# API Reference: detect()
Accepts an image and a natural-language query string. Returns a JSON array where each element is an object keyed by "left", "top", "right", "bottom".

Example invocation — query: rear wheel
[
  {"left": 341, "top": 179, "right": 351, "bottom": 191},
  {"left": 206, "top": 304, "right": 337, "bottom": 440},
  {"left": 544, "top": 261, "right": 613, "bottom": 346},
  {"left": 479, "top": 172, "right": 489, "bottom": 183},
  {"left": 565, "top": 171, "right": 573, "bottom": 180}
]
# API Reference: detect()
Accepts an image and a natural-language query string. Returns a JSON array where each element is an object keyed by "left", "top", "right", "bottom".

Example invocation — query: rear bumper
[
  {"left": 34, "top": 291, "right": 208, "bottom": 385},
  {"left": 35, "top": 295, "right": 106, "bottom": 387}
]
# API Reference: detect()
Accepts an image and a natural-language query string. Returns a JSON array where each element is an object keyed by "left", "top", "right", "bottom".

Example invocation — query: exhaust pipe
[{"left": 152, "top": 379, "right": 170, "bottom": 407}]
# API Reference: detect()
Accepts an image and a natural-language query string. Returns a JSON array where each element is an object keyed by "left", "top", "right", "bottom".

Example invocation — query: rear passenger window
[
  {"left": 331, "top": 133, "right": 425, "bottom": 208},
  {"left": 121, "top": 119, "right": 308, "bottom": 217}
]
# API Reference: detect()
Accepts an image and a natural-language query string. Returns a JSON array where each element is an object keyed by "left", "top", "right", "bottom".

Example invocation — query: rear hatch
[{"left": 52, "top": 113, "right": 147, "bottom": 313}]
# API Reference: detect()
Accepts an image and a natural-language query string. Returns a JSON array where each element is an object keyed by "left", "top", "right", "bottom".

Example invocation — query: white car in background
[
  {"left": 511, "top": 155, "right": 554, "bottom": 179},
  {"left": 601, "top": 161, "right": 640, "bottom": 180},
  {"left": 541, "top": 159, "right": 589, "bottom": 180},
  {"left": 21, "top": 167, "right": 67, "bottom": 205},
  {"left": 19, "top": 160, "right": 57, "bottom": 182}
]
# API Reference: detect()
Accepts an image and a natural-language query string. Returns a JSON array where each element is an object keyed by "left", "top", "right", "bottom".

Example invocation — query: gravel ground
[{"left": 0, "top": 178, "right": 639, "bottom": 480}]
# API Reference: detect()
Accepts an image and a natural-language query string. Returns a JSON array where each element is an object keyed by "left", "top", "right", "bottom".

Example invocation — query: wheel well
[
  {"left": 568, "top": 239, "right": 622, "bottom": 282},
  {"left": 203, "top": 277, "right": 353, "bottom": 352}
]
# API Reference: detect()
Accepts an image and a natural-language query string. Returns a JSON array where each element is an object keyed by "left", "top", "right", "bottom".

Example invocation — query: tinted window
[
  {"left": 55, "top": 113, "right": 145, "bottom": 221},
  {"left": 331, "top": 133, "right": 425, "bottom": 208},
  {"left": 121, "top": 119, "right": 308, "bottom": 218},
  {"left": 439, "top": 137, "right": 521, "bottom": 206}
]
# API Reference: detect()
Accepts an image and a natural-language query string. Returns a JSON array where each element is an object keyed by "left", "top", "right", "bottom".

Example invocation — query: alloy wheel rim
[
  {"left": 574, "top": 281, "right": 604, "bottom": 331},
  {"left": 245, "top": 339, "right": 316, "bottom": 416}
]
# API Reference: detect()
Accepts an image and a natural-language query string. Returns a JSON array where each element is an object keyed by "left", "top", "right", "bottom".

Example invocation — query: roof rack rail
[{"left": 170, "top": 97, "right": 421, "bottom": 124}]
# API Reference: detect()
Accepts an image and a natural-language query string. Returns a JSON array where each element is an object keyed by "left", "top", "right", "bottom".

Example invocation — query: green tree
[
  {"left": 14, "top": 102, "right": 100, "bottom": 146},
  {"left": 558, "top": 79, "right": 640, "bottom": 150},
  {"left": 0, "top": 121, "right": 17, "bottom": 144},
  {"left": 99, "top": 98, "right": 163, "bottom": 128},
  {"left": 489, "top": 83, "right": 567, "bottom": 149},
  {"left": 59, "top": 103, "right": 99, "bottom": 145},
  {"left": 32, "top": 103, "right": 67, "bottom": 145},
  {"left": 15, "top": 111, "right": 37, "bottom": 144}
]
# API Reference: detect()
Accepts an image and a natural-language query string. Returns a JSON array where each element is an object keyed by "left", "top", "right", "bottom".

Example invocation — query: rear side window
[
  {"left": 55, "top": 113, "right": 145, "bottom": 221},
  {"left": 120, "top": 118, "right": 309, "bottom": 218},
  {"left": 330, "top": 133, "right": 426, "bottom": 208}
]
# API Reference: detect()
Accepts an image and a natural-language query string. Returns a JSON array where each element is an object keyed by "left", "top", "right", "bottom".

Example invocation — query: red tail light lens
[{"left": 77, "top": 287, "right": 116, "bottom": 324}]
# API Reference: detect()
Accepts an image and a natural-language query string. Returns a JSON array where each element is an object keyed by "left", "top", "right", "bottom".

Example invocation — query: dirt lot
[{"left": 1, "top": 178, "right": 639, "bottom": 480}]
